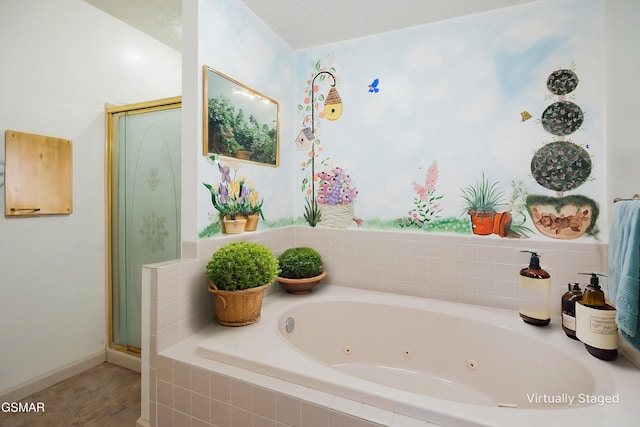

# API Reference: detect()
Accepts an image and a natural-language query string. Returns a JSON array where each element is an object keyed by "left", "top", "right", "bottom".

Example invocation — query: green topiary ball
[
  {"left": 277, "top": 247, "right": 323, "bottom": 279},
  {"left": 530, "top": 141, "right": 591, "bottom": 193},
  {"left": 206, "top": 242, "right": 280, "bottom": 291}
]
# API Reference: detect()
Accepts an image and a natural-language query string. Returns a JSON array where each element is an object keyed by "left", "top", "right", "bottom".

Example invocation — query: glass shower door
[{"left": 108, "top": 98, "right": 181, "bottom": 353}]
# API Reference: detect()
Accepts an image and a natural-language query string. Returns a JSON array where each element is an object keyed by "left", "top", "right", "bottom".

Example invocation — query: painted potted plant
[
  {"left": 240, "top": 188, "right": 264, "bottom": 232},
  {"left": 204, "top": 193, "right": 246, "bottom": 234},
  {"left": 460, "top": 173, "right": 511, "bottom": 236},
  {"left": 316, "top": 166, "right": 358, "bottom": 228},
  {"left": 276, "top": 247, "right": 326, "bottom": 294},
  {"left": 526, "top": 67, "right": 598, "bottom": 239},
  {"left": 203, "top": 158, "right": 253, "bottom": 234},
  {"left": 206, "top": 242, "right": 280, "bottom": 326}
]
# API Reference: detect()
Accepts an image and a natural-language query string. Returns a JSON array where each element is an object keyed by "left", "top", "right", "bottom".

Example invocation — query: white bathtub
[{"left": 196, "top": 285, "right": 640, "bottom": 426}]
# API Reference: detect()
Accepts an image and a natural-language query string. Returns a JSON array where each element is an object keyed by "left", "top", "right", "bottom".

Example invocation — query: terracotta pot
[
  {"left": 277, "top": 271, "right": 327, "bottom": 295},
  {"left": 492, "top": 211, "right": 512, "bottom": 237},
  {"left": 244, "top": 213, "right": 260, "bottom": 232},
  {"left": 468, "top": 210, "right": 495, "bottom": 235}
]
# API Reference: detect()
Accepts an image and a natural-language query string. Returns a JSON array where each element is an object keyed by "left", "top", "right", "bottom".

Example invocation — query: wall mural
[
  {"left": 193, "top": 0, "right": 602, "bottom": 242},
  {"left": 297, "top": 58, "right": 361, "bottom": 229},
  {"left": 397, "top": 161, "right": 444, "bottom": 229},
  {"left": 296, "top": 57, "right": 536, "bottom": 238},
  {"left": 296, "top": 58, "right": 597, "bottom": 241},
  {"left": 200, "top": 157, "right": 265, "bottom": 237},
  {"left": 524, "top": 64, "right": 599, "bottom": 239}
]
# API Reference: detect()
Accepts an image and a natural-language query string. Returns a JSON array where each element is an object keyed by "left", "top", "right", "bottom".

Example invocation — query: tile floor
[{"left": 0, "top": 362, "right": 140, "bottom": 427}]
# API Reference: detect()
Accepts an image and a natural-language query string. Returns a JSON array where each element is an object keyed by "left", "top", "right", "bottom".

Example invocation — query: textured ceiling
[
  {"left": 240, "top": 0, "right": 538, "bottom": 49},
  {"left": 83, "top": 0, "right": 538, "bottom": 51},
  {"left": 83, "top": 0, "right": 182, "bottom": 51}
]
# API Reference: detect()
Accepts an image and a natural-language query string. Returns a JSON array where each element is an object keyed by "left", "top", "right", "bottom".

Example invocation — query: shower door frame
[{"left": 106, "top": 96, "right": 181, "bottom": 356}]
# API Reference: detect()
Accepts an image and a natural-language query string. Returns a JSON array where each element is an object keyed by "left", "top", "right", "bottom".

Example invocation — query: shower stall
[{"left": 107, "top": 97, "right": 181, "bottom": 354}]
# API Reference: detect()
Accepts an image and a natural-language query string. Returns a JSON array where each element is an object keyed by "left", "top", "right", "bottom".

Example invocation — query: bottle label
[
  {"left": 575, "top": 303, "right": 619, "bottom": 349},
  {"left": 562, "top": 313, "right": 576, "bottom": 330},
  {"left": 518, "top": 276, "right": 551, "bottom": 320},
  {"left": 590, "top": 315, "right": 617, "bottom": 335}
]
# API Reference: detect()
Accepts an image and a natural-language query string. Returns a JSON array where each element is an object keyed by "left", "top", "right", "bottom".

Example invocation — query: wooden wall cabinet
[{"left": 4, "top": 130, "right": 73, "bottom": 216}]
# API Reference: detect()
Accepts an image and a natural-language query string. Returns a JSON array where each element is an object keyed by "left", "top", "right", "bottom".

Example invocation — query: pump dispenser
[
  {"left": 561, "top": 283, "right": 582, "bottom": 339},
  {"left": 575, "top": 273, "right": 618, "bottom": 360},
  {"left": 518, "top": 251, "right": 551, "bottom": 326},
  {"left": 581, "top": 273, "right": 606, "bottom": 307}
]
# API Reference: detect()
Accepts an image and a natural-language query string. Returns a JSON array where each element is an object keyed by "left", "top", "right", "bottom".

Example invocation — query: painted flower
[
  {"left": 217, "top": 185, "right": 230, "bottom": 203},
  {"left": 203, "top": 159, "right": 263, "bottom": 220},
  {"left": 425, "top": 162, "right": 439, "bottom": 191},
  {"left": 316, "top": 166, "right": 358, "bottom": 205},
  {"left": 218, "top": 163, "right": 231, "bottom": 184},
  {"left": 399, "top": 161, "right": 444, "bottom": 229}
]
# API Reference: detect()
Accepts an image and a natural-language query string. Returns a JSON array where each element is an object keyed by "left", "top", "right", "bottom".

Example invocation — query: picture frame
[{"left": 203, "top": 66, "right": 279, "bottom": 166}]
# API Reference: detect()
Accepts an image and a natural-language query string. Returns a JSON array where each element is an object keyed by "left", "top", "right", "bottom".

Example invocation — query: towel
[{"left": 608, "top": 200, "right": 640, "bottom": 351}]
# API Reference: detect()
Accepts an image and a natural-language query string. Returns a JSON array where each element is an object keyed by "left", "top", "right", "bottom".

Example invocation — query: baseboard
[
  {"left": 0, "top": 350, "right": 106, "bottom": 402},
  {"left": 106, "top": 347, "right": 141, "bottom": 373},
  {"left": 137, "top": 416, "right": 151, "bottom": 427}
]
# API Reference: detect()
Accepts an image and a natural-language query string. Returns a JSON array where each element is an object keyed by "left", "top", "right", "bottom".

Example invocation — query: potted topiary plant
[
  {"left": 276, "top": 247, "right": 326, "bottom": 294},
  {"left": 206, "top": 242, "right": 280, "bottom": 326}
]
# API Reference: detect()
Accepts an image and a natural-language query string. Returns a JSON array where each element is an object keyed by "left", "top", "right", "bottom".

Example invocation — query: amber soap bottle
[
  {"left": 518, "top": 251, "right": 551, "bottom": 326},
  {"left": 561, "top": 283, "right": 582, "bottom": 339}
]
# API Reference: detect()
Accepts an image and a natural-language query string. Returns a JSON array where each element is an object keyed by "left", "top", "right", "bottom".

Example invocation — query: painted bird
[{"left": 368, "top": 79, "right": 379, "bottom": 93}]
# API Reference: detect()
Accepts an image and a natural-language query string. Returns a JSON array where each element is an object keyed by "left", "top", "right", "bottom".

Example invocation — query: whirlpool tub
[{"left": 196, "top": 285, "right": 640, "bottom": 426}]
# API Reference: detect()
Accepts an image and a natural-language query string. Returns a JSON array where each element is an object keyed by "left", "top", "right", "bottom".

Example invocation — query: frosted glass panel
[{"left": 113, "top": 106, "right": 181, "bottom": 350}]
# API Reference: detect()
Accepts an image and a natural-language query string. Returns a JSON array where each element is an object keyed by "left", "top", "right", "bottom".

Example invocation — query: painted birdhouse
[
  {"left": 323, "top": 87, "right": 343, "bottom": 121},
  {"left": 295, "top": 127, "right": 315, "bottom": 151}
]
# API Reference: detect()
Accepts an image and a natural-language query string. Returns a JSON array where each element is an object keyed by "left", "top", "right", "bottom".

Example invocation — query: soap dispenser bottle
[
  {"left": 561, "top": 283, "right": 582, "bottom": 340},
  {"left": 518, "top": 251, "right": 551, "bottom": 326},
  {"left": 575, "top": 273, "right": 618, "bottom": 360},
  {"left": 581, "top": 273, "right": 606, "bottom": 306}
]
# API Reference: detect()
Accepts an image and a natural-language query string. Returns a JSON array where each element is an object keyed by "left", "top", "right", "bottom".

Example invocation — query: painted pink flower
[{"left": 425, "top": 161, "right": 439, "bottom": 191}]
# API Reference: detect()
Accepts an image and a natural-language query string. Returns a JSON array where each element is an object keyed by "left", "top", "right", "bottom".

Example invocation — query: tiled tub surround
[
  {"left": 196, "top": 285, "right": 640, "bottom": 426},
  {"left": 143, "top": 227, "right": 619, "bottom": 427}
]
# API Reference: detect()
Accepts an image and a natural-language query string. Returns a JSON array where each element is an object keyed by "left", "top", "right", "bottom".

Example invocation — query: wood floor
[{"left": 0, "top": 362, "right": 141, "bottom": 427}]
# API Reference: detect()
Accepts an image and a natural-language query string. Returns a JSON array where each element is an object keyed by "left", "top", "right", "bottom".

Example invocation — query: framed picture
[{"left": 203, "top": 66, "right": 279, "bottom": 166}]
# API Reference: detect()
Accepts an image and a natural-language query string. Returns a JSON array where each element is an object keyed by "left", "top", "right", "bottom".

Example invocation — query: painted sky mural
[
  {"left": 293, "top": 0, "right": 604, "bottom": 240},
  {"left": 196, "top": 0, "right": 605, "bottom": 242}
]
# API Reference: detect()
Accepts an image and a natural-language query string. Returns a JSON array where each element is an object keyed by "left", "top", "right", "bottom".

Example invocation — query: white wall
[
  {"left": 605, "top": 0, "right": 640, "bottom": 212},
  {"left": 0, "top": 0, "right": 181, "bottom": 393}
]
